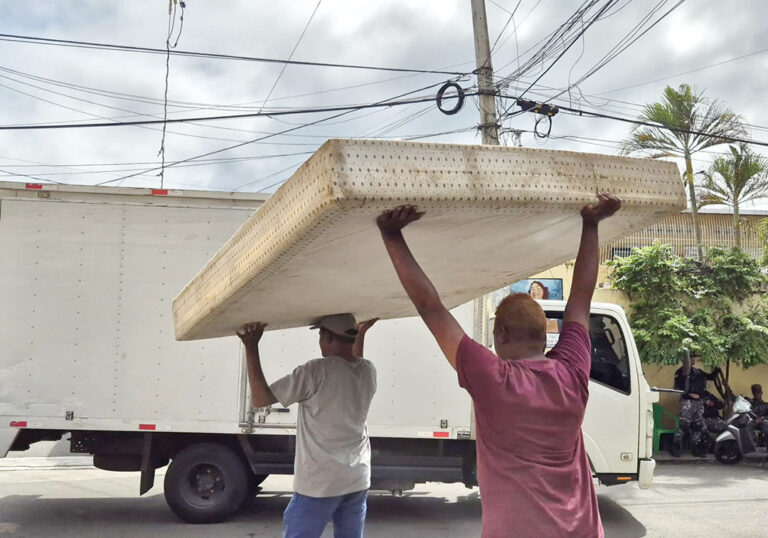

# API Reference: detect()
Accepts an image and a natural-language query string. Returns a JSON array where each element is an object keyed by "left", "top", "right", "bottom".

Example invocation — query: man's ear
[{"left": 494, "top": 326, "right": 507, "bottom": 345}]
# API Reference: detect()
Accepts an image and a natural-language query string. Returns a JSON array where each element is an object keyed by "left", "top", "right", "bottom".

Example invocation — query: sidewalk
[{"left": 654, "top": 451, "right": 716, "bottom": 464}]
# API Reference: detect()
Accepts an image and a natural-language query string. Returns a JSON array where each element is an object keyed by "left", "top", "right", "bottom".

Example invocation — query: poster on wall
[
  {"left": 491, "top": 278, "right": 564, "bottom": 309},
  {"left": 489, "top": 279, "right": 565, "bottom": 345},
  {"left": 509, "top": 278, "right": 564, "bottom": 300}
]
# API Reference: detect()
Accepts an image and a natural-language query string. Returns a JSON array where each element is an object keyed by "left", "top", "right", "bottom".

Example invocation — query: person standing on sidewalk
[
  {"left": 376, "top": 194, "right": 621, "bottom": 538},
  {"left": 238, "top": 315, "right": 377, "bottom": 538}
]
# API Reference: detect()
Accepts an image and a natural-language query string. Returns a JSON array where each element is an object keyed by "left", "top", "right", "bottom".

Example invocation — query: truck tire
[{"left": 164, "top": 443, "right": 249, "bottom": 523}]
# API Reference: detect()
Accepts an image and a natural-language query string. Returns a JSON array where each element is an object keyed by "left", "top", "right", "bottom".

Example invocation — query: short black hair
[{"left": 752, "top": 384, "right": 763, "bottom": 393}]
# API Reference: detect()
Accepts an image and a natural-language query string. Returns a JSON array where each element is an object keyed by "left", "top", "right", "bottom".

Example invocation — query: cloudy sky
[{"left": 1, "top": 0, "right": 766, "bottom": 204}]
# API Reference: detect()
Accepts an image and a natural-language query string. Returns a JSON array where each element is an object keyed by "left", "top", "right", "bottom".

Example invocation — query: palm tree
[
  {"left": 697, "top": 143, "right": 768, "bottom": 248},
  {"left": 622, "top": 84, "right": 745, "bottom": 260}
]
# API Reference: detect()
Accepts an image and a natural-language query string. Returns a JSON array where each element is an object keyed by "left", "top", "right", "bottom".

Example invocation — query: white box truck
[{"left": 0, "top": 181, "right": 658, "bottom": 522}]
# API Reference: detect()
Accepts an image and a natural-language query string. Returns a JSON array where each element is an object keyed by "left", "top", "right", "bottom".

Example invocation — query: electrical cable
[
  {"left": 0, "top": 90, "right": 477, "bottom": 131},
  {"left": 0, "top": 167, "right": 65, "bottom": 184},
  {"left": 550, "top": 0, "right": 685, "bottom": 102},
  {"left": 490, "top": 1, "right": 521, "bottom": 54},
  {"left": 0, "top": 151, "right": 316, "bottom": 178},
  {"left": 595, "top": 45, "right": 768, "bottom": 96},
  {"left": 93, "top": 79, "right": 465, "bottom": 187},
  {"left": 0, "top": 71, "right": 259, "bottom": 144},
  {"left": 257, "top": 0, "right": 322, "bottom": 112},
  {"left": 499, "top": 93, "right": 768, "bottom": 148},
  {"left": 158, "top": 0, "right": 186, "bottom": 188},
  {"left": 514, "top": 0, "right": 618, "bottom": 103},
  {"left": 0, "top": 33, "right": 469, "bottom": 76}
]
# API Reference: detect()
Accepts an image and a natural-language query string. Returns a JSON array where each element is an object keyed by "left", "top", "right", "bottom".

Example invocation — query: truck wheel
[
  {"left": 164, "top": 443, "right": 249, "bottom": 523},
  {"left": 714, "top": 440, "right": 742, "bottom": 464}
]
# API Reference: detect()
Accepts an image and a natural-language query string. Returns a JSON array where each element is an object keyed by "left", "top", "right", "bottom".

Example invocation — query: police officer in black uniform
[{"left": 670, "top": 355, "right": 720, "bottom": 457}]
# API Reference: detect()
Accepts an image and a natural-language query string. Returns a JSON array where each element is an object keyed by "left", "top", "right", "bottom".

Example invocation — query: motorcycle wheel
[{"left": 714, "top": 439, "right": 743, "bottom": 464}]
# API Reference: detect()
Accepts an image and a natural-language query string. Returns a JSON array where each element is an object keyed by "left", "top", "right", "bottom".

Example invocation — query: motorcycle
[{"left": 713, "top": 395, "right": 767, "bottom": 464}]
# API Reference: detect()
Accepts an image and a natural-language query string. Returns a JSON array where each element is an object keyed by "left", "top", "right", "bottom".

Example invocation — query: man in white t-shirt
[{"left": 238, "top": 314, "right": 377, "bottom": 538}]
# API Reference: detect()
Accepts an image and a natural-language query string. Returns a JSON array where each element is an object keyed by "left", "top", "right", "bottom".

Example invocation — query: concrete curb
[
  {"left": 655, "top": 456, "right": 716, "bottom": 464},
  {"left": 0, "top": 456, "right": 93, "bottom": 471}
]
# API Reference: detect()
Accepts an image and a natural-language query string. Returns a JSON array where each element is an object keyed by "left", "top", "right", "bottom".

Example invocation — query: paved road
[{"left": 1, "top": 458, "right": 767, "bottom": 537}]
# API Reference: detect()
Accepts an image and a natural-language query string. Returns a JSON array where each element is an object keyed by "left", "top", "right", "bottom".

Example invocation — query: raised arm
[
  {"left": 377, "top": 206, "right": 466, "bottom": 370},
  {"left": 563, "top": 193, "right": 621, "bottom": 330},
  {"left": 237, "top": 322, "right": 278, "bottom": 408},
  {"left": 353, "top": 318, "right": 378, "bottom": 357},
  {"left": 704, "top": 367, "right": 721, "bottom": 381}
]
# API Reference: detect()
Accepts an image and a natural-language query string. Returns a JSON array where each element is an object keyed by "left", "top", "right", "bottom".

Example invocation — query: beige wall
[{"left": 529, "top": 263, "right": 768, "bottom": 420}]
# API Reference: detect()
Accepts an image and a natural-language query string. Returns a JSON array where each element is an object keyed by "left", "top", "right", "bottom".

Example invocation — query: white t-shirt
[{"left": 270, "top": 355, "right": 377, "bottom": 498}]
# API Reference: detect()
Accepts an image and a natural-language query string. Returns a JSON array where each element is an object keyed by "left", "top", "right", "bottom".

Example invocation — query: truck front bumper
[{"left": 638, "top": 458, "right": 655, "bottom": 489}]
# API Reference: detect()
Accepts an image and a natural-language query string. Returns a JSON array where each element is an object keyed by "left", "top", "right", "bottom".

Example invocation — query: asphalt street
[{"left": 1, "top": 458, "right": 767, "bottom": 537}]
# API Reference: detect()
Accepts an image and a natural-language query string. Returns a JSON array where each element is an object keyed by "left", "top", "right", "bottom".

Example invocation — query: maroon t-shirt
[{"left": 457, "top": 322, "right": 603, "bottom": 538}]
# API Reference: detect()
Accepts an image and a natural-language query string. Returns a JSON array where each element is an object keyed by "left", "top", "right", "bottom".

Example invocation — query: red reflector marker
[
  {"left": 433, "top": 431, "right": 450, "bottom": 438},
  {"left": 25, "top": 183, "right": 42, "bottom": 190},
  {"left": 10, "top": 421, "right": 27, "bottom": 428},
  {"left": 151, "top": 189, "right": 168, "bottom": 196},
  {"left": 138, "top": 424, "right": 156, "bottom": 431}
]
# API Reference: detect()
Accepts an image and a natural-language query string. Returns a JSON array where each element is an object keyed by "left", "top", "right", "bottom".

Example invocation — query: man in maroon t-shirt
[{"left": 377, "top": 193, "right": 621, "bottom": 538}]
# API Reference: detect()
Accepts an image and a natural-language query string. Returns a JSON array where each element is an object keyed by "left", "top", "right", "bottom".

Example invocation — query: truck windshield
[{"left": 545, "top": 313, "right": 632, "bottom": 395}]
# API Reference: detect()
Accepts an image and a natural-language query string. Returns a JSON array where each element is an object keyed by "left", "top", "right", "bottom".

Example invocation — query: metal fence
[{"left": 600, "top": 212, "right": 766, "bottom": 263}]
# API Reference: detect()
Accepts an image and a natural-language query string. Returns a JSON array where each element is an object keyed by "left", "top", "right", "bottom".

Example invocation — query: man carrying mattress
[
  {"left": 237, "top": 314, "right": 377, "bottom": 538},
  {"left": 377, "top": 193, "right": 621, "bottom": 538}
]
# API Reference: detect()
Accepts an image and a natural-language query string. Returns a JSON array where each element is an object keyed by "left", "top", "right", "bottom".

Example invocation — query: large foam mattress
[{"left": 173, "top": 139, "right": 685, "bottom": 340}]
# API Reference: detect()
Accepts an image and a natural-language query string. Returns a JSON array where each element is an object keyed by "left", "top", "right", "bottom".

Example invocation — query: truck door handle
[{"left": 273, "top": 408, "right": 291, "bottom": 413}]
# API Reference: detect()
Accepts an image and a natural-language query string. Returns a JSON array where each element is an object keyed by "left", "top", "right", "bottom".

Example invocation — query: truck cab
[
  {"left": 477, "top": 297, "right": 656, "bottom": 488},
  {"left": 536, "top": 300, "right": 657, "bottom": 489}
]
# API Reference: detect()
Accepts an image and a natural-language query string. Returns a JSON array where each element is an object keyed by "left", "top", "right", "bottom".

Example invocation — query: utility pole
[
  {"left": 470, "top": 0, "right": 501, "bottom": 348},
  {"left": 471, "top": 0, "right": 500, "bottom": 146}
]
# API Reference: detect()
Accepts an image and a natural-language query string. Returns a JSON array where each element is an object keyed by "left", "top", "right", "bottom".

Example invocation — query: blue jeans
[{"left": 283, "top": 489, "right": 368, "bottom": 538}]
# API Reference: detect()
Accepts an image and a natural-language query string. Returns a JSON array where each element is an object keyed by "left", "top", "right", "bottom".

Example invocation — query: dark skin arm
[
  {"left": 377, "top": 206, "right": 466, "bottom": 370},
  {"left": 237, "top": 322, "right": 278, "bottom": 407},
  {"left": 353, "top": 318, "right": 378, "bottom": 357},
  {"left": 704, "top": 367, "right": 721, "bottom": 381},
  {"left": 563, "top": 193, "right": 622, "bottom": 330}
]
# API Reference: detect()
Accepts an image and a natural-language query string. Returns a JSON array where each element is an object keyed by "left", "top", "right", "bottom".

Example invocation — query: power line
[
  {"left": 257, "top": 0, "right": 322, "bottom": 112},
  {"left": 0, "top": 151, "right": 316, "bottom": 178},
  {"left": 550, "top": 0, "right": 685, "bottom": 102},
  {"left": 0, "top": 167, "right": 65, "bottom": 185},
  {"left": 499, "top": 93, "right": 768, "bottom": 148},
  {"left": 514, "top": 0, "right": 618, "bottom": 103},
  {"left": 595, "top": 45, "right": 768, "bottom": 95},
  {"left": 490, "top": 1, "right": 521, "bottom": 54},
  {"left": 0, "top": 91, "right": 476, "bottom": 131},
  {"left": 495, "top": 0, "right": 609, "bottom": 88},
  {"left": 0, "top": 60, "right": 477, "bottom": 115},
  {"left": 0, "top": 33, "right": 469, "bottom": 76},
  {"left": 491, "top": 0, "right": 543, "bottom": 58},
  {"left": 0, "top": 70, "right": 260, "bottom": 144},
  {"left": 93, "top": 80, "right": 458, "bottom": 187},
  {"left": 158, "top": 0, "right": 187, "bottom": 188}
]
